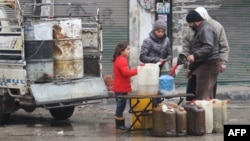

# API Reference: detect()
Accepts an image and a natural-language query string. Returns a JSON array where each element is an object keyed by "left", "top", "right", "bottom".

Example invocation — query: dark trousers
[
  {"left": 187, "top": 60, "right": 219, "bottom": 100},
  {"left": 186, "top": 75, "right": 218, "bottom": 101},
  {"left": 152, "top": 96, "right": 163, "bottom": 107}
]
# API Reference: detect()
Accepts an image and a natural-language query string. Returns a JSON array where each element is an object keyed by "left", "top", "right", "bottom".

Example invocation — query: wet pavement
[{"left": 0, "top": 97, "right": 250, "bottom": 141}]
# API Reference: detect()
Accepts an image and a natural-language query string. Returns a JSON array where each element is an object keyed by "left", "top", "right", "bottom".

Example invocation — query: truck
[{"left": 0, "top": 0, "right": 108, "bottom": 124}]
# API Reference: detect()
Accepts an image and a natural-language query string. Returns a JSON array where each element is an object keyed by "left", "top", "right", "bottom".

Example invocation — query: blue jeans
[{"left": 115, "top": 92, "right": 127, "bottom": 117}]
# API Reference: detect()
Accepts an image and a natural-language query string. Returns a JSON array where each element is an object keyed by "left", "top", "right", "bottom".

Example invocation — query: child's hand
[
  {"left": 157, "top": 59, "right": 164, "bottom": 65},
  {"left": 140, "top": 63, "right": 145, "bottom": 66}
]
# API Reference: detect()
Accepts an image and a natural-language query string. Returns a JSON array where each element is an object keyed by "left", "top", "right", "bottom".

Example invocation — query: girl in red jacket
[{"left": 112, "top": 41, "right": 137, "bottom": 130}]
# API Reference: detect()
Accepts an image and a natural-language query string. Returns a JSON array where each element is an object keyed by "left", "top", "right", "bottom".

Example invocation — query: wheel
[
  {"left": 3, "top": 113, "right": 10, "bottom": 123},
  {"left": 23, "top": 106, "right": 36, "bottom": 113},
  {"left": 0, "top": 105, "right": 4, "bottom": 124},
  {"left": 0, "top": 90, "right": 12, "bottom": 124},
  {"left": 0, "top": 103, "right": 10, "bottom": 124},
  {"left": 49, "top": 106, "right": 75, "bottom": 120}
]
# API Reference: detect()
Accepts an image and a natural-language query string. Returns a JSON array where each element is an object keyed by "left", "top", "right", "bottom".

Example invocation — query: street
[{"left": 0, "top": 98, "right": 249, "bottom": 141}]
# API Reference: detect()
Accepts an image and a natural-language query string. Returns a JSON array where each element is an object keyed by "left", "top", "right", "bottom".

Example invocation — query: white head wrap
[{"left": 195, "top": 7, "right": 211, "bottom": 20}]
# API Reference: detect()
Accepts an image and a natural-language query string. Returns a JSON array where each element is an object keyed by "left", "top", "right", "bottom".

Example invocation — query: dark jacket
[
  {"left": 139, "top": 31, "right": 172, "bottom": 64},
  {"left": 182, "top": 18, "right": 229, "bottom": 65},
  {"left": 189, "top": 21, "right": 219, "bottom": 71}
]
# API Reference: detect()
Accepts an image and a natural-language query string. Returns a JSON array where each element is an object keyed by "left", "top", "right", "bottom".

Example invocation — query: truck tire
[
  {"left": 0, "top": 104, "right": 4, "bottom": 124},
  {"left": 49, "top": 106, "right": 75, "bottom": 120},
  {"left": 0, "top": 104, "right": 10, "bottom": 124},
  {"left": 0, "top": 94, "right": 11, "bottom": 124}
]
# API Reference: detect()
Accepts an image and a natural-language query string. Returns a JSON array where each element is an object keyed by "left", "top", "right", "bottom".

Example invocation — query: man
[
  {"left": 184, "top": 10, "right": 220, "bottom": 100},
  {"left": 183, "top": 7, "right": 230, "bottom": 101}
]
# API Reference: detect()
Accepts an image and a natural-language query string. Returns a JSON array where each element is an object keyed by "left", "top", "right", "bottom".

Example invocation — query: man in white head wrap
[
  {"left": 195, "top": 7, "right": 211, "bottom": 20},
  {"left": 182, "top": 7, "right": 230, "bottom": 101}
]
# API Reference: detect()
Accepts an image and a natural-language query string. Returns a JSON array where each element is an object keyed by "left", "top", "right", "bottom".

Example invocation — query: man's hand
[
  {"left": 187, "top": 54, "right": 195, "bottom": 63},
  {"left": 185, "top": 69, "right": 192, "bottom": 79},
  {"left": 220, "top": 64, "right": 227, "bottom": 73}
]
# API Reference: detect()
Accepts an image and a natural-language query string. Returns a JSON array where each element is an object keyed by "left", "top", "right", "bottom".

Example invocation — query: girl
[{"left": 112, "top": 41, "right": 137, "bottom": 130}]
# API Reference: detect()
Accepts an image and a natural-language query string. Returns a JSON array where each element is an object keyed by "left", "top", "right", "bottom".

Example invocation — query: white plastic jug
[
  {"left": 194, "top": 100, "right": 213, "bottom": 133},
  {"left": 137, "top": 63, "right": 159, "bottom": 95},
  {"left": 212, "top": 99, "right": 230, "bottom": 133}
]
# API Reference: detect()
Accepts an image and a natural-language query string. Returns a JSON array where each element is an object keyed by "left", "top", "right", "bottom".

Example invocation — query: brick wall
[{"left": 171, "top": 0, "right": 222, "bottom": 54}]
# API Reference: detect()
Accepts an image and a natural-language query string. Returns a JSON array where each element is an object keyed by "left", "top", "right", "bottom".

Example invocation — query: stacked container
[
  {"left": 152, "top": 105, "right": 166, "bottom": 136},
  {"left": 131, "top": 63, "right": 160, "bottom": 129},
  {"left": 183, "top": 103, "right": 206, "bottom": 136},
  {"left": 53, "top": 19, "right": 83, "bottom": 79},
  {"left": 24, "top": 22, "right": 54, "bottom": 82},
  {"left": 212, "top": 99, "right": 230, "bottom": 133},
  {"left": 137, "top": 63, "right": 160, "bottom": 95},
  {"left": 175, "top": 106, "right": 187, "bottom": 136},
  {"left": 131, "top": 98, "right": 153, "bottom": 129},
  {"left": 194, "top": 100, "right": 213, "bottom": 133},
  {"left": 152, "top": 105, "right": 176, "bottom": 137},
  {"left": 168, "top": 102, "right": 187, "bottom": 136}
]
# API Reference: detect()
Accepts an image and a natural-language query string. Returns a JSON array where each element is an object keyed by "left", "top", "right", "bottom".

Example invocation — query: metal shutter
[
  {"left": 174, "top": 0, "right": 250, "bottom": 85},
  {"left": 209, "top": 0, "right": 250, "bottom": 83}
]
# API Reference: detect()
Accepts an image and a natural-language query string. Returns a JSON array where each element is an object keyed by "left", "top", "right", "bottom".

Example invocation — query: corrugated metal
[
  {"left": 210, "top": 0, "right": 250, "bottom": 83},
  {"left": 97, "top": 1, "right": 129, "bottom": 75},
  {"left": 18, "top": 0, "right": 33, "bottom": 16},
  {"left": 174, "top": 0, "right": 250, "bottom": 85}
]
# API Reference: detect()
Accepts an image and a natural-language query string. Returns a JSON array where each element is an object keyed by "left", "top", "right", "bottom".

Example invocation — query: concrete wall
[
  {"left": 129, "top": 0, "right": 155, "bottom": 68},
  {"left": 129, "top": 0, "right": 155, "bottom": 90},
  {"left": 171, "top": 0, "right": 222, "bottom": 56}
]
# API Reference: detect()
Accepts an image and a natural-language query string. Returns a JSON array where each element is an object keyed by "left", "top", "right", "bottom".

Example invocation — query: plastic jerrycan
[
  {"left": 131, "top": 63, "right": 159, "bottom": 129},
  {"left": 194, "top": 100, "right": 213, "bottom": 133},
  {"left": 222, "top": 99, "right": 230, "bottom": 125},
  {"left": 168, "top": 102, "right": 187, "bottom": 136},
  {"left": 159, "top": 75, "right": 175, "bottom": 95},
  {"left": 183, "top": 103, "right": 206, "bottom": 136},
  {"left": 131, "top": 98, "right": 153, "bottom": 129},
  {"left": 212, "top": 99, "right": 230, "bottom": 133},
  {"left": 164, "top": 106, "right": 177, "bottom": 137},
  {"left": 152, "top": 105, "right": 166, "bottom": 137},
  {"left": 137, "top": 63, "right": 159, "bottom": 95},
  {"left": 152, "top": 105, "right": 176, "bottom": 137},
  {"left": 175, "top": 106, "right": 187, "bottom": 136}
]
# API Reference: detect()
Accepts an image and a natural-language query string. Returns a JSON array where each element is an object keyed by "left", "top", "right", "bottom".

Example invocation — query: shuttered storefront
[
  {"left": 174, "top": 0, "right": 250, "bottom": 85},
  {"left": 97, "top": 1, "right": 129, "bottom": 75},
  {"left": 209, "top": 0, "right": 250, "bottom": 83},
  {"left": 19, "top": 0, "right": 129, "bottom": 76}
]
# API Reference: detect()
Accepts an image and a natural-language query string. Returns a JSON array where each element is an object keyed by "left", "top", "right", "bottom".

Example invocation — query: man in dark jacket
[
  {"left": 183, "top": 7, "right": 230, "bottom": 101},
  {"left": 185, "top": 10, "right": 220, "bottom": 100}
]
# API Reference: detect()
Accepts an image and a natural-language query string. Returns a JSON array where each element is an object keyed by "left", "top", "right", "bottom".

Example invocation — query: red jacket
[{"left": 113, "top": 55, "right": 137, "bottom": 93}]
